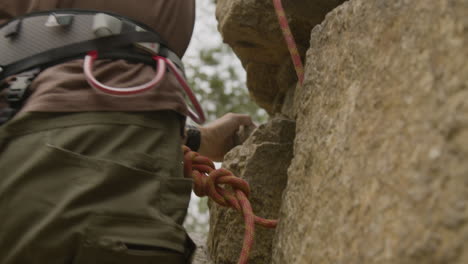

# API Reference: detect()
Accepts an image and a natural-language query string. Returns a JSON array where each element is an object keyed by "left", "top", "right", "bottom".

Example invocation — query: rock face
[
  {"left": 215, "top": 0, "right": 347, "bottom": 113},
  {"left": 213, "top": 0, "right": 468, "bottom": 263},
  {"left": 275, "top": 0, "right": 468, "bottom": 263},
  {"left": 208, "top": 118, "right": 295, "bottom": 263}
]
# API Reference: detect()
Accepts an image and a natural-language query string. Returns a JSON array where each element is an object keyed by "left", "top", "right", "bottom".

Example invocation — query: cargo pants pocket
[{"left": 73, "top": 215, "right": 195, "bottom": 264}]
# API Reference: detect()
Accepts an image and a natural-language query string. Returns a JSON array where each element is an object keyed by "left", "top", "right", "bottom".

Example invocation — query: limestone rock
[
  {"left": 208, "top": 117, "right": 295, "bottom": 264},
  {"left": 215, "top": 0, "right": 346, "bottom": 113},
  {"left": 274, "top": 0, "right": 468, "bottom": 263}
]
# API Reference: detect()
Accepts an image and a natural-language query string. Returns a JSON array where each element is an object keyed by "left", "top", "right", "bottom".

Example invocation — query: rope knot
[{"left": 182, "top": 146, "right": 278, "bottom": 264}]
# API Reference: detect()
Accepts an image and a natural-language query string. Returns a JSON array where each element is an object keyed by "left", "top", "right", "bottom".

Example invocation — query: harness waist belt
[{"left": 0, "top": 9, "right": 184, "bottom": 80}]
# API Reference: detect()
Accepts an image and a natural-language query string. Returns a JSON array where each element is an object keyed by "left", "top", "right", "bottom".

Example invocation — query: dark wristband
[{"left": 185, "top": 125, "right": 201, "bottom": 151}]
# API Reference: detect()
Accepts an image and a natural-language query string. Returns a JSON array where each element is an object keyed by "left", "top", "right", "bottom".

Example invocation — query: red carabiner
[
  {"left": 83, "top": 50, "right": 166, "bottom": 95},
  {"left": 83, "top": 51, "right": 205, "bottom": 124},
  {"left": 156, "top": 56, "right": 206, "bottom": 124}
]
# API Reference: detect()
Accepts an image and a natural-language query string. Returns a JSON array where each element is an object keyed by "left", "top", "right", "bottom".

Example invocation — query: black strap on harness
[
  {"left": 0, "top": 9, "right": 185, "bottom": 125},
  {"left": 2, "top": 31, "right": 168, "bottom": 79},
  {"left": 0, "top": 68, "right": 39, "bottom": 124}
]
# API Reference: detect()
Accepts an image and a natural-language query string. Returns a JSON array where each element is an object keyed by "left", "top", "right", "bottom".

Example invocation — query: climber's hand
[{"left": 198, "top": 113, "right": 255, "bottom": 162}]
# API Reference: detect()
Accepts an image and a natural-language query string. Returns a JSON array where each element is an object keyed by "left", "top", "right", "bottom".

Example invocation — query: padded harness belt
[
  {"left": 0, "top": 9, "right": 207, "bottom": 125},
  {"left": 0, "top": 9, "right": 185, "bottom": 80}
]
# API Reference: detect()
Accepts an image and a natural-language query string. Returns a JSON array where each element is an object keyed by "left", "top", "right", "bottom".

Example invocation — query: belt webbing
[{"left": 0, "top": 9, "right": 184, "bottom": 80}]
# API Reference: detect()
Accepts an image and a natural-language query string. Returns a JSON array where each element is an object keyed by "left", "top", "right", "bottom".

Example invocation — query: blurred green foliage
[
  {"left": 186, "top": 45, "right": 267, "bottom": 123},
  {"left": 183, "top": 44, "right": 268, "bottom": 236},
  {"left": 182, "top": 0, "right": 268, "bottom": 237}
]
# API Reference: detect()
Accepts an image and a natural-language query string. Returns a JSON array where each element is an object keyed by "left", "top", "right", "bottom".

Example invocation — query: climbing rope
[
  {"left": 272, "top": 0, "right": 305, "bottom": 85},
  {"left": 181, "top": 2, "right": 303, "bottom": 263},
  {"left": 183, "top": 146, "right": 278, "bottom": 264}
]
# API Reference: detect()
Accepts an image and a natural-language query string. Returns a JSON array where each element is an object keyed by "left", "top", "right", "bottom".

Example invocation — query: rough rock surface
[
  {"left": 208, "top": 118, "right": 295, "bottom": 263},
  {"left": 274, "top": 0, "right": 468, "bottom": 263},
  {"left": 215, "top": 0, "right": 346, "bottom": 113}
]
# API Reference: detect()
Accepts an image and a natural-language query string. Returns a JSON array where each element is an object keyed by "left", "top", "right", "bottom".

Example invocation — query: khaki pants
[{"left": 0, "top": 111, "right": 195, "bottom": 264}]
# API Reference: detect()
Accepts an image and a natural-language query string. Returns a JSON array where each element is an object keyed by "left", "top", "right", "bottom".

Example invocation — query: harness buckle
[
  {"left": 4, "top": 68, "right": 40, "bottom": 106},
  {"left": 6, "top": 76, "right": 33, "bottom": 103}
]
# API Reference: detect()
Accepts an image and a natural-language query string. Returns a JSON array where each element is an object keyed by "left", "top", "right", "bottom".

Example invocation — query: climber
[{"left": 0, "top": 0, "right": 254, "bottom": 263}]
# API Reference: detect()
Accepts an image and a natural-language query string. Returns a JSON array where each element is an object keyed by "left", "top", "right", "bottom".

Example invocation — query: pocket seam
[
  {"left": 45, "top": 143, "right": 159, "bottom": 177},
  {"left": 83, "top": 214, "right": 188, "bottom": 254}
]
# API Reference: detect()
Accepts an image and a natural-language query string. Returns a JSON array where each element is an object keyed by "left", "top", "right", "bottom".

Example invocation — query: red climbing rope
[
  {"left": 180, "top": 2, "right": 302, "bottom": 263},
  {"left": 273, "top": 0, "right": 305, "bottom": 85},
  {"left": 183, "top": 146, "right": 278, "bottom": 264}
]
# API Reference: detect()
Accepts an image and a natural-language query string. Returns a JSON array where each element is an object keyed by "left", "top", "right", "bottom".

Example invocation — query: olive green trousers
[{"left": 0, "top": 111, "right": 195, "bottom": 264}]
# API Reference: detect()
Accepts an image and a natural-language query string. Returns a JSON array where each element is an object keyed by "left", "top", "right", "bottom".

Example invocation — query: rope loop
[{"left": 183, "top": 146, "right": 278, "bottom": 264}]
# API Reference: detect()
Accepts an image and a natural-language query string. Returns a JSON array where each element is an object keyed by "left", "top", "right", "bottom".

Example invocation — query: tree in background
[{"left": 186, "top": 45, "right": 267, "bottom": 123}]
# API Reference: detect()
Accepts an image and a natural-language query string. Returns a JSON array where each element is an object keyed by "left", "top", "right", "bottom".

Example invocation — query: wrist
[
  {"left": 185, "top": 125, "right": 201, "bottom": 151},
  {"left": 197, "top": 127, "right": 210, "bottom": 156}
]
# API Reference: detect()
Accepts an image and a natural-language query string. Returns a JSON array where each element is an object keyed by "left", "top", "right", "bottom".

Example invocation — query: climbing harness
[
  {"left": 273, "top": 0, "right": 305, "bottom": 85},
  {"left": 0, "top": 9, "right": 205, "bottom": 124}
]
